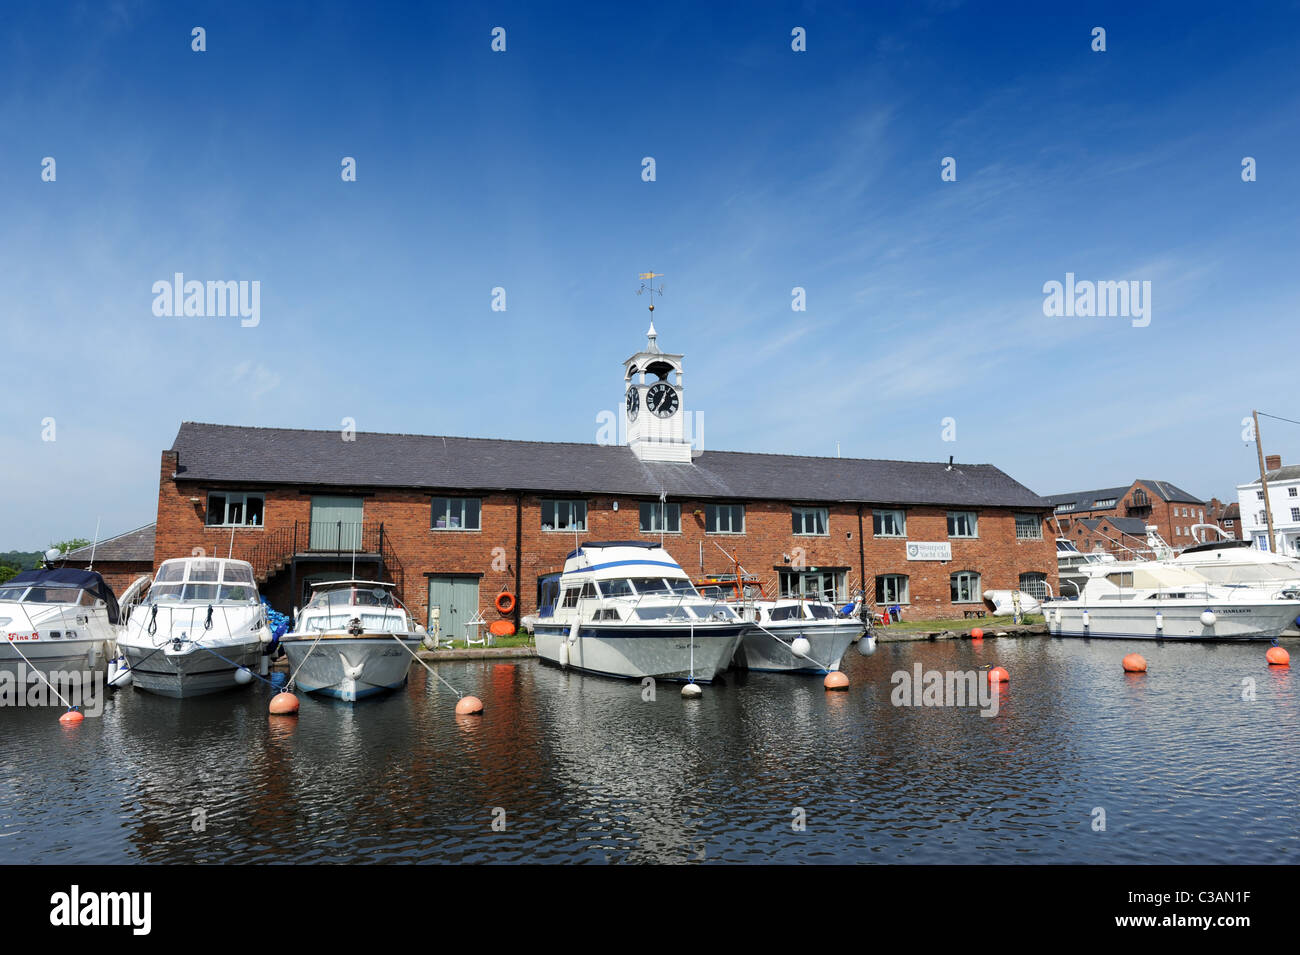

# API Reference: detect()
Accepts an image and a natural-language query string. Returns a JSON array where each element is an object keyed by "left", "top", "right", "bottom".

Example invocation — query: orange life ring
[{"left": 495, "top": 591, "right": 515, "bottom": 614}]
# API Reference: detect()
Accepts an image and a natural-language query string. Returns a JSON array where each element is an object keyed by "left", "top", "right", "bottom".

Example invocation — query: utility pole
[{"left": 1252, "top": 409, "right": 1277, "bottom": 552}]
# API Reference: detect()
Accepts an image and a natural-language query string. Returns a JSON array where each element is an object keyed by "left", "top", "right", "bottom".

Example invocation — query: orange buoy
[
  {"left": 823, "top": 671, "right": 850, "bottom": 691},
  {"left": 1122, "top": 653, "right": 1147, "bottom": 673},
  {"left": 1266, "top": 646, "right": 1290, "bottom": 666},
  {"left": 488, "top": 619, "right": 515, "bottom": 638},
  {"left": 495, "top": 591, "right": 515, "bottom": 615},
  {"left": 988, "top": 666, "right": 1009, "bottom": 684},
  {"left": 455, "top": 695, "right": 484, "bottom": 715},
  {"left": 268, "top": 692, "right": 300, "bottom": 715},
  {"left": 58, "top": 709, "right": 84, "bottom": 724},
  {"left": 971, "top": 628, "right": 984, "bottom": 640}
]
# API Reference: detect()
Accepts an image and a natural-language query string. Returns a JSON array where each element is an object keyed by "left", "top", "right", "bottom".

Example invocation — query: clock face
[
  {"left": 625, "top": 386, "right": 639, "bottom": 421},
  {"left": 646, "top": 382, "right": 679, "bottom": 418}
]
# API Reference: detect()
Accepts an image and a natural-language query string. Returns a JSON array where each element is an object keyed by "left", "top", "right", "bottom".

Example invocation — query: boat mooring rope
[
  {"left": 389, "top": 633, "right": 467, "bottom": 698},
  {"left": 3, "top": 638, "right": 79, "bottom": 712},
  {"left": 750, "top": 620, "right": 834, "bottom": 672},
  {"left": 191, "top": 643, "right": 277, "bottom": 689}
]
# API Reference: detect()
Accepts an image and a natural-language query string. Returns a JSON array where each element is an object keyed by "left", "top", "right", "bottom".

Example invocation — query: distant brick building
[
  {"left": 1045, "top": 480, "right": 1207, "bottom": 551},
  {"left": 146, "top": 323, "right": 1059, "bottom": 632},
  {"left": 61, "top": 523, "right": 155, "bottom": 596},
  {"left": 1205, "top": 498, "right": 1242, "bottom": 540}
]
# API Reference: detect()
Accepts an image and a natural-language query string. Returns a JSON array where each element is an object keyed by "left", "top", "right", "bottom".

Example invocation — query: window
[
  {"left": 1290, "top": 488, "right": 1298, "bottom": 497},
  {"left": 542, "top": 499, "right": 587, "bottom": 531},
  {"left": 875, "top": 574, "right": 909, "bottom": 605},
  {"left": 1014, "top": 514, "right": 1042, "bottom": 540},
  {"left": 947, "top": 511, "right": 978, "bottom": 538},
  {"left": 560, "top": 587, "right": 580, "bottom": 608},
  {"left": 705, "top": 504, "right": 744, "bottom": 534},
  {"left": 1291, "top": 508, "right": 1300, "bottom": 522},
  {"left": 1225, "top": 520, "right": 1234, "bottom": 527},
  {"left": 1093, "top": 498, "right": 1116, "bottom": 509},
  {"left": 1054, "top": 503, "right": 1075, "bottom": 513},
  {"left": 431, "top": 497, "right": 481, "bottom": 531},
  {"left": 1259, "top": 511, "right": 1267, "bottom": 524},
  {"left": 792, "top": 506, "right": 828, "bottom": 536},
  {"left": 1258, "top": 491, "right": 1265, "bottom": 500},
  {"left": 873, "top": 509, "right": 906, "bottom": 537},
  {"left": 1019, "top": 572, "right": 1049, "bottom": 601},
  {"left": 206, "top": 492, "right": 264, "bottom": 527},
  {"left": 950, "top": 571, "right": 981, "bottom": 604},
  {"left": 640, "top": 501, "right": 681, "bottom": 533}
]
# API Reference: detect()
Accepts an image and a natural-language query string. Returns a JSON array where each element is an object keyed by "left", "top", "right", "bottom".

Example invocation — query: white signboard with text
[{"left": 906, "top": 542, "right": 952, "bottom": 561}]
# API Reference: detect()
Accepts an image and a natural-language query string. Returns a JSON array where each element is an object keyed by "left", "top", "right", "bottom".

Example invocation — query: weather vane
[{"left": 637, "top": 272, "right": 665, "bottom": 312}]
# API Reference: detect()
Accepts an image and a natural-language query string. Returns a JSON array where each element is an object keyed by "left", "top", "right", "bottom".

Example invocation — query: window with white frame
[
  {"left": 1290, "top": 488, "right": 1298, "bottom": 497},
  {"left": 1054, "top": 503, "right": 1075, "bottom": 513},
  {"left": 1291, "top": 508, "right": 1300, "bottom": 522},
  {"left": 1258, "top": 491, "right": 1265, "bottom": 500},
  {"left": 206, "top": 492, "right": 264, "bottom": 527},
  {"left": 875, "top": 574, "right": 909, "bottom": 604},
  {"left": 792, "top": 506, "right": 828, "bottom": 535},
  {"left": 950, "top": 571, "right": 981, "bottom": 603},
  {"left": 705, "top": 504, "right": 744, "bottom": 534},
  {"left": 1094, "top": 498, "right": 1116, "bottom": 509},
  {"left": 541, "top": 499, "right": 587, "bottom": 532},
  {"left": 1018, "top": 572, "right": 1049, "bottom": 601},
  {"left": 431, "top": 497, "right": 481, "bottom": 531},
  {"left": 873, "top": 509, "right": 906, "bottom": 537},
  {"left": 1259, "top": 511, "right": 1267, "bottom": 524},
  {"left": 947, "top": 511, "right": 978, "bottom": 538},
  {"left": 1014, "top": 513, "right": 1042, "bottom": 539},
  {"left": 639, "top": 501, "right": 680, "bottom": 533}
]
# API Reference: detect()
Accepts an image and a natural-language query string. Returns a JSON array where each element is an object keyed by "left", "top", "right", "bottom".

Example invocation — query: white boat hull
[
  {"left": 1044, "top": 602, "right": 1300, "bottom": 641},
  {"left": 119, "top": 637, "right": 267, "bottom": 698},
  {"left": 732, "top": 621, "right": 863, "bottom": 673},
  {"left": 281, "top": 634, "right": 422, "bottom": 701},
  {"left": 1, "top": 636, "right": 109, "bottom": 676},
  {"left": 534, "top": 622, "right": 748, "bottom": 682}
]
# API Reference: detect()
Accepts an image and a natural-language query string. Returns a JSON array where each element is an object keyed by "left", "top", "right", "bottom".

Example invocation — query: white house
[{"left": 1237, "top": 456, "right": 1300, "bottom": 555}]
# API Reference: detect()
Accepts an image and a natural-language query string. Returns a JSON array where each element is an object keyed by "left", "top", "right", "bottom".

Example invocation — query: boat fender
[
  {"left": 559, "top": 640, "right": 570, "bottom": 668},
  {"left": 1200, "top": 609, "right": 1216, "bottom": 627},
  {"left": 235, "top": 668, "right": 253, "bottom": 685},
  {"left": 791, "top": 637, "right": 812, "bottom": 657},
  {"left": 495, "top": 591, "right": 516, "bottom": 615}
]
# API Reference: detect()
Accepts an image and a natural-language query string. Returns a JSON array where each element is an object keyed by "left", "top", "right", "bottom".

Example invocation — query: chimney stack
[{"left": 1265, "top": 454, "right": 1282, "bottom": 471}]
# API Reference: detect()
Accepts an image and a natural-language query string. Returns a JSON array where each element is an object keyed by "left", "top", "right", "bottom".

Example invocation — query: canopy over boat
[{"left": 1, "top": 567, "right": 120, "bottom": 623}]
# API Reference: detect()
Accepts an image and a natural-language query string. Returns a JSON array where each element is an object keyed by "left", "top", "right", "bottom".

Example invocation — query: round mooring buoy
[
  {"left": 791, "top": 637, "right": 812, "bottom": 658},
  {"left": 234, "top": 667, "right": 253, "bottom": 685},
  {"left": 856, "top": 635, "right": 876, "bottom": 656},
  {"left": 971, "top": 628, "right": 984, "bottom": 640},
  {"left": 268, "top": 692, "right": 300, "bottom": 715},
  {"left": 987, "top": 666, "right": 1010, "bottom": 684},
  {"left": 455, "top": 695, "right": 484, "bottom": 715},
  {"left": 1122, "top": 653, "right": 1147, "bottom": 673},
  {"left": 58, "top": 709, "right": 84, "bottom": 725},
  {"left": 824, "top": 671, "right": 850, "bottom": 691},
  {"left": 681, "top": 682, "right": 703, "bottom": 699},
  {"left": 1200, "top": 610, "right": 1217, "bottom": 627},
  {"left": 1266, "top": 646, "right": 1290, "bottom": 667}
]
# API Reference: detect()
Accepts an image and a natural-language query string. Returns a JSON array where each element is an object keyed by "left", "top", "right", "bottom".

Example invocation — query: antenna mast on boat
[{"left": 87, "top": 517, "right": 101, "bottom": 571}]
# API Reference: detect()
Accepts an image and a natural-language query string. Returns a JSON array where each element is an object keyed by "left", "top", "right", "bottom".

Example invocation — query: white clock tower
[{"left": 623, "top": 306, "right": 692, "bottom": 462}]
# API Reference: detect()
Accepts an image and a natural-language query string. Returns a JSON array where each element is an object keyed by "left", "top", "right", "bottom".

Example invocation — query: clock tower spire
[{"left": 624, "top": 274, "right": 691, "bottom": 462}]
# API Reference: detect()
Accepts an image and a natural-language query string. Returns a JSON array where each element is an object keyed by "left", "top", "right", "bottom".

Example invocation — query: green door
[
  {"left": 310, "top": 496, "right": 364, "bottom": 551},
  {"left": 427, "top": 577, "right": 481, "bottom": 642}
]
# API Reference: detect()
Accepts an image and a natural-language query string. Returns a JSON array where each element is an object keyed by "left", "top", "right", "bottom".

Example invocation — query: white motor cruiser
[
  {"left": 695, "top": 573, "right": 863, "bottom": 674},
  {"left": 534, "top": 542, "right": 751, "bottom": 682},
  {"left": 117, "top": 558, "right": 273, "bottom": 698},
  {"left": 280, "top": 580, "right": 423, "bottom": 702},
  {"left": 0, "top": 568, "right": 121, "bottom": 677},
  {"left": 1043, "top": 560, "right": 1300, "bottom": 641}
]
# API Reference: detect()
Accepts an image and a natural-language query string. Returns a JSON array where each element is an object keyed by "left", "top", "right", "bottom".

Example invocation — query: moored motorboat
[
  {"left": 280, "top": 580, "right": 423, "bottom": 702},
  {"left": 533, "top": 542, "right": 751, "bottom": 682},
  {"left": 1042, "top": 560, "right": 1300, "bottom": 641},
  {"left": 0, "top": 568, "right": 120, "bottom": 677},
  {"left": 117, "top": 557, "right": 273, "bottom": 698},
  {"left": 695, "top": 572, "right": 863, "bottom": 674}
]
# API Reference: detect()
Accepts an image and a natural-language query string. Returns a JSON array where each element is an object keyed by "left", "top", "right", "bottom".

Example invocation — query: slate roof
[
  {"left": 63, "top": 523, "right": 155, "bottom": 563},
  {"left": 1046, "top": 480, "right": 1204, "bottom": 511},
  {"left": 167, "top": 422, "right": 1050, "bottom": 509},
  {"left": 1242, "top": 465, "right": 1300, "bottom": 485},
  {"left": 1079, "top": 517, "right": 1148, "bottom": 536}
]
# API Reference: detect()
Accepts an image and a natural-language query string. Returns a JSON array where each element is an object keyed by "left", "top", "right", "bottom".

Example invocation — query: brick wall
[{"left": 154, "top": 451, "right": 1059, "bottom": 623}]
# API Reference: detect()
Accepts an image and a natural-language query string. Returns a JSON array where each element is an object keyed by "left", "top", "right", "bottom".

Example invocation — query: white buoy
[
  {"left": 1082, "top": 610, "right": 1090, "bottom": 629},
  {"left": 856, "top": 635, "right": 876, "bottom": 656},
  {"left": 559, "top": 641, "right": 570, "bottom": 668},
  {"left": 1200, "top": 609, "right": 1216, "bottom": 627},
  {"left": 681, "top": 682, "right": 703, "bottom": 699},
  {"left": 791, "top": 637, "right": 812, "bottom": 658},
  {"left": 234, "top": 667, "right": 253, "bottom": 685},
  {"left": 107, "top": 657, "right": 133, "bottom": 688},
  {"left": 1156, "top": 611, "right": 1163, "bottom": 631}
]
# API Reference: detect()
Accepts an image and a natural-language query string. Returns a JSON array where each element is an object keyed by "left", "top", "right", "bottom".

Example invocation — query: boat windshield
[
  {"left": 0, "top": 585, "right": 92, "bottom": 605},
  {"left": 307, "top": 586, "right": 396, "bottom": 610},
  {"left": 598, "top": 579, "right": 635, "bottom": 598},
  {"left": 150, "top": 560, "right": 259, "bottom": 604},
  {"left": 303, "top": 611, "right": 409, "bottom": 633}
]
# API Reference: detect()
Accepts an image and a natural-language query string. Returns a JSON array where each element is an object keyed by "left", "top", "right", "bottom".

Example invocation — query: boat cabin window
[
  {"left": 629, "top": 577, "right": 670, "bottom": 594},
  {"left": 769, "top": 605, "right": 804, "bottom": 621},
  {"left": 666, "top": 579, "right": 697, "bottom": 596},
  {"left": 0, "top": 585, "right": 28, "bottom": 601},
  {"left": 807, "top": 603, "right": 838, "bottom": 619},
  {"left": 156, "top": 561, "right": 187, "bottom": 583},
  {"left": 599, "top": 579, "right": 634, "bottom": 598},
  {"left": 561, "top": 588, "right": 580, "bottom": 608},
  {"left": 1105, "top": 572, "right": 1135, "bottom": 588},
  {"left": 580, "top": 582, "right": 599, "bottom": 599},
  {"left": 188, "top": 560, "right": 220, "bottom": 583},
  {"left": 23, "top": 586, "right": 85, "bottom": 604},
  {"left": 634, "top": 605, "right": 697, "bottom": 621}
]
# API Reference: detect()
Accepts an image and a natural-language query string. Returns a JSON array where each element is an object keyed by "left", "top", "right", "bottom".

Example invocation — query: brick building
[
  {"left": 62, "top": 523, "right": 156, "bottom": 596},
  {"left": 148, "top": 323, "right": 1058, "bottom": 633},
  {"left": 1045, "top": 480, "right": 1207, "bottom": 551}
]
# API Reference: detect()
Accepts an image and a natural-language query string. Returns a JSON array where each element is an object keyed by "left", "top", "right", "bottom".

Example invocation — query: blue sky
[{"left": 2, "top": 1, "right": 1298, "bottom": 548}]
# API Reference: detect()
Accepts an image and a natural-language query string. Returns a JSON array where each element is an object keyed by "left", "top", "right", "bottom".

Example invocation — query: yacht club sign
[{"left": 906, "top": 542, "right": 952, "bottom": 561}]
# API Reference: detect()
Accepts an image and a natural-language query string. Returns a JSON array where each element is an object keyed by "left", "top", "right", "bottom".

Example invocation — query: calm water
[{"left": 3, "top": 637, "right": 1297, "bottom": 864}]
